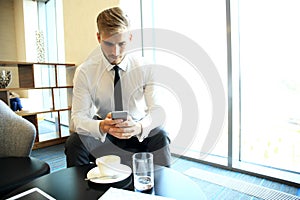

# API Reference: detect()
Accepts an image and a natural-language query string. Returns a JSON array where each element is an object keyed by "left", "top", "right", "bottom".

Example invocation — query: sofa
[{"left": 0, "top": 100, "right": 50, "bottom": 196}]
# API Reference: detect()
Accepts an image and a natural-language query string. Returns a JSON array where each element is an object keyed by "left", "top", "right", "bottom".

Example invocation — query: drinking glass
[{"left": 132, "top": 152, "right": 154, "bottom": 193}]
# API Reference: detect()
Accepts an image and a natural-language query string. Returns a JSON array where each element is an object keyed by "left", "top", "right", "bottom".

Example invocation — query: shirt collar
[{"left": 100, "top": 48, "right": 128, "bottom": 72}]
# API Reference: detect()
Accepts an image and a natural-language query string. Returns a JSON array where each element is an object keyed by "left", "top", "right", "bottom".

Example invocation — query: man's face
[{"left": 97, "top": 31, "right": 132, "bottom": 65}]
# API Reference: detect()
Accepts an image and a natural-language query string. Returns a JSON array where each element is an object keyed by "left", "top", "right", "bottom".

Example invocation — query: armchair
[{"left": 0, "top": 100, "right": 50, "bottom": 196}]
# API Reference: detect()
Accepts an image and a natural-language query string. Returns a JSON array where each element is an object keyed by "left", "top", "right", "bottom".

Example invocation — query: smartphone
[{"left": 111, "top": 111, "right": 128, "bottom": 121}]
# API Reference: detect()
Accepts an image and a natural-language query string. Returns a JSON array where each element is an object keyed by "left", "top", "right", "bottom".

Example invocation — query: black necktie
[{"left": 113, "top": 66, "right": 123, "bottom": 111}]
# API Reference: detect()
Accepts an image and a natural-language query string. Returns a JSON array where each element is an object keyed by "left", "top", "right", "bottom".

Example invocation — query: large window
[
  {"left": 34, "top": 0, "right": 69, "bottom": 139},
  {"left": 231, "top": 0, "right": 300, "bottom": 175},
  {"left": 137, "top": 0, "right": 228, "bottom": 163},
  {"left": 37, "top": 0, "right": 65, "bottom": 63},
  {"left": 122, "top": 0, "right": 300, "bottom": 184}
]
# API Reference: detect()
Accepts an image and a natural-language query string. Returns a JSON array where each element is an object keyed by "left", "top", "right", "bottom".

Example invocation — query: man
[{"left": 65, "top": 7, "right": 171, "bottom": 167}]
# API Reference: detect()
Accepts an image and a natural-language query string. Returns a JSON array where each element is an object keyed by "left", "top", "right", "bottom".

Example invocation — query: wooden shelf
[
  {"left": 0, "top": 86, "right": 73, "bottom": 91},
  {"left": 0, "top": 61, "right": 75, "bottom": 149},
  {"left": 0, "top": 61, "right": 75, "bottom": 66},
  {"left": 16, "top": 107, "right": 71, "bottom": 117},
  {"left": 32, "top": 137, "right": 68, "bottom": 149}
]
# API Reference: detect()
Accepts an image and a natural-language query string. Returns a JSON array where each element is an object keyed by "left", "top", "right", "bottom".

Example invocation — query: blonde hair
[{"left": 96, "top": 7, "right": 130, "bottom": 35}]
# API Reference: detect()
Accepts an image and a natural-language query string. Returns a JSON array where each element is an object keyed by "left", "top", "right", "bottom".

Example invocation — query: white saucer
[{"left": 86, "top": 164, "right": 132, "bottom": 184}]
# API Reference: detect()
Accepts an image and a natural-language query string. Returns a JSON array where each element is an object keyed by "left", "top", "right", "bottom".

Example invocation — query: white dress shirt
[{"left": 71, "top": 46, "right": 165, "bottom": 142}]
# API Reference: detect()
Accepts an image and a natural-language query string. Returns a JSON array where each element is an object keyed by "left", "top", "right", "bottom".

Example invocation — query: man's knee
[
  {"left": 148, "top": 128, "right": 170, "bottom": 146},
  {"left": 145, "top": 128, "right": 171, "bottom": 166},
  {"left": 65, "top": 133, "right": 90, "bottom": 167},
  {"left": 65, "top": 133, "right": 81, "bottom": 152}
]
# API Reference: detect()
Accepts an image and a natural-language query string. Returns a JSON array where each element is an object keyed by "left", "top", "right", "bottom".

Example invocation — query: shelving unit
[{"left": 0, "top": 61, "right": 76, "bottom": 149}]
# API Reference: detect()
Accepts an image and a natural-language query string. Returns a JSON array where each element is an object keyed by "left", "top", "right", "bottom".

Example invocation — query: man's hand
[
  {"left": 106, "top": 115, "right": 142, "bottom": 139},
  {"left": 99, "top": 112, "right": 123, "bottom": 134}
]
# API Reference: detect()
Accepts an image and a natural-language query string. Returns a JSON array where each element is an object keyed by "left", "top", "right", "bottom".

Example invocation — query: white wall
[
  {"left": 63, "top": 0, "right": 120, "bottom": 65},
  {"left": 0, "top": 0, "right": 120, "bottom": 65},
  {"left": 0, "top": 0, "right": 18, "bottom": 61}
]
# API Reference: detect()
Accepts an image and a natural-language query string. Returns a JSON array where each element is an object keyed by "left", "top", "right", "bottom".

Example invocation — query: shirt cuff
[
  {"left": 98, "top": 120, "right": 107, "bottom": 142},
  {"left": 135, "top": 122, "right": 150, "bottom": 142}
]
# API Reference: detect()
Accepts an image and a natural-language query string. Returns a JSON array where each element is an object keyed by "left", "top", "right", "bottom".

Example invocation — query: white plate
[{"left": 86, "top": 164, "right": 132, "bottom": 184}]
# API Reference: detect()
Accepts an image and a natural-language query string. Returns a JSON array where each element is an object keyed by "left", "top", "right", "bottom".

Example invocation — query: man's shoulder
[{"left": 79, "top": 58, "right": 99, "bottom": 69}]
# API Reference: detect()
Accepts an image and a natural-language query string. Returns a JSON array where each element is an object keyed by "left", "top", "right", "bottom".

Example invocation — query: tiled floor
[{"left": 170, "top": 156, "right": 300, "bottom": 200}]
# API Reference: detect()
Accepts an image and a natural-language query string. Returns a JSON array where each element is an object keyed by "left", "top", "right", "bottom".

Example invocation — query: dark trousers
[{"left": 65, "top": 128, "right": 171, "bottom": 167}]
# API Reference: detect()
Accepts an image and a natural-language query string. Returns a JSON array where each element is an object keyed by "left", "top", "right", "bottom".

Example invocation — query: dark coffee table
[{"left": 4, "top": 164, "right": 206, "bottom": 200}]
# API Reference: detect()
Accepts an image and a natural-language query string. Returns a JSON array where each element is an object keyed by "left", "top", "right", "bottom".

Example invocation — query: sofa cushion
[{"left": 0, "top": 157, "right": 50, "bottom": 196}]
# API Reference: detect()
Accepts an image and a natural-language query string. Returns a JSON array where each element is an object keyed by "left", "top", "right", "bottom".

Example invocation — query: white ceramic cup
[{"left": 96, "top": 155, "right": 121, "bottom": 176}]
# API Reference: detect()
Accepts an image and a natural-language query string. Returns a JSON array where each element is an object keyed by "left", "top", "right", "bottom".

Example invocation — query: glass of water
[{"left": 132, "top": 152, "right": 154, "bottom": 193}]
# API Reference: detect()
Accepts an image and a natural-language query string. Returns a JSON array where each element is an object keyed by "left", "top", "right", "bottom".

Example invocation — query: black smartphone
[{"left": 111, "top": 111, "right": 128, "bottom": 121}]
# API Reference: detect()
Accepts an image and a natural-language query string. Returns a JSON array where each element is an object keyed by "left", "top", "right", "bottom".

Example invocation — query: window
[
  {"left": 127, "top": 0, "right": 300, "bottom": 184},
  {"left": 35, "top": 0, "right": 69, "bottom": 140},
  {"left": 231, "top": 0, "right": 300, "bottom": 176},
  {"left": 139, "top": 0, "right": 228, "bottom": 163},
  {"left": 37, "top": 0, "right": 65, "bottom": 63}
]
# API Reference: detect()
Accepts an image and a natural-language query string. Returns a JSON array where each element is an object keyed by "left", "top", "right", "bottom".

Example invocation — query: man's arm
[
  {"left": 71, "top": 67, "right": 106, "bottom": 140},
  {"left": 137, "top": 83, "right": 166, "bottom": 141}
]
